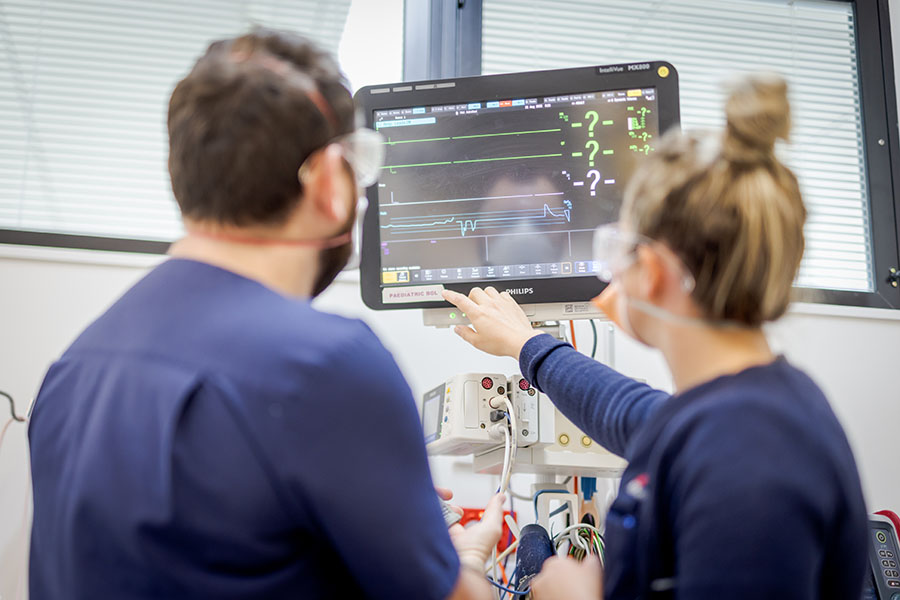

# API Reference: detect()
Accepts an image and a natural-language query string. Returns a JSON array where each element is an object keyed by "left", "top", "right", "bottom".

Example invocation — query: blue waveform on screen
[{"left": 381, "top": 204, "right": 571, "bottom": 237}]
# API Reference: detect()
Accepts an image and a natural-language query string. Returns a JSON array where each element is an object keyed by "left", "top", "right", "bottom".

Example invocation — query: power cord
[
  {"left": 489, "top": 396, "right": 517, "bottom": 496},
  {"left": 489, "top": 395, "right": 518, "bottom": 594},
  {"left": 2, "top": 390, "right": 26, "bottom": 423},
  {"left": 0, "top": 390, "right": 27, "bottom": 454}
]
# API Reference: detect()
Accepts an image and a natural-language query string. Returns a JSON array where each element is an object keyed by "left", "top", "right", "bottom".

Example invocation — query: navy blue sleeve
[
  {"left": 276, "top": 321, "right": 460, "bottom": 600},
  {"left": 666, "top": 405, "right": 839, "bottom": 598},
  {"left": 519, "top": 334, "right": 670, "bottom": 457}
]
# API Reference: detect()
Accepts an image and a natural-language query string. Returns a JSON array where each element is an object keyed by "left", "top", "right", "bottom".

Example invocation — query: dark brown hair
[{"left": 167, "top": 29, "right": 355, "bottom": 225}]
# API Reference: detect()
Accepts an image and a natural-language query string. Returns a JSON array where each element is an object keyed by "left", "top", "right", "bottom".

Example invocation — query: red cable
[{"left": 569, "top": 320, "right": 578, "bottom": 351}]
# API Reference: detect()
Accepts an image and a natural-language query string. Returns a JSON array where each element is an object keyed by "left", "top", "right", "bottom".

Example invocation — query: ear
[
  {"left": 635, "top": 245, "right": 666, "bottom": 301},
  {"left": 301, "top": 144, "right": 350, "bottom": 223}
]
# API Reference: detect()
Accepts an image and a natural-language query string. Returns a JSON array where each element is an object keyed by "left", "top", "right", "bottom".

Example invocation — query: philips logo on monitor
[{"left": 504, "top": 288, "right": 534, "bottom": 296}]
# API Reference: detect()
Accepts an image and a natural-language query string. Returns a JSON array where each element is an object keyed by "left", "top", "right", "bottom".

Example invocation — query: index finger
[
  {"left": 481, "top": 493, "right": 506, "bottom": 524},
  {"left": 442, "top": 289, "right": 479, "bottom": 314}
]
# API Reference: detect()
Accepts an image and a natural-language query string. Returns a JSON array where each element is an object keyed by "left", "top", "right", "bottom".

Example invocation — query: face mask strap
[
  {"left": 624, "top": 296, "right": 750, "bottom": 331},
  {"left": 645, "top": 241, "right": 697, "bottom": 295},
  {"left": 602, "top": 233, "right": 743, "bottom": 331}
]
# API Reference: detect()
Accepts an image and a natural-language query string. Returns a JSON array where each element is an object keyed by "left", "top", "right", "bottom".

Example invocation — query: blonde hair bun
[
  {"left": 623, "top": 73, "right": 805, "bottom": 326},
  {"left": 723, "top": 72, "right": 790, "bottom": 163}
]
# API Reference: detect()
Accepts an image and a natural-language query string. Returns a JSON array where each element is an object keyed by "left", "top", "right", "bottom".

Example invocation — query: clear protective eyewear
[
  {"left": 593, "top": 223, "right": 644, "bottom": 282},
  {"left": 299, "top": 127, "right": 386, "bottom": 190},
  {"left": 335, "top": 127, "right": 385, "bottom": 188},
  {"left": 593, "top": 223, "right": 696, "bottom": 292}
]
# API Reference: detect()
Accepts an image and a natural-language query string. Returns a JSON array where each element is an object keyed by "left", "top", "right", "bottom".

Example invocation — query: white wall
[
  {"left": 2, "top": 252, "right": 899, "bottom": 508},
  {"left": 3, "top": 0, "right": 900, "bottom": 594}
]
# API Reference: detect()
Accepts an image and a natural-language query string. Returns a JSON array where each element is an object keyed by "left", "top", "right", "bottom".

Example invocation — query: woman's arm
[
  {"left": 520, "top": 333, "right": 668, "bottom": 457},
  {"left": 442, "top": 287, "right": 669, "bottom": 457}
]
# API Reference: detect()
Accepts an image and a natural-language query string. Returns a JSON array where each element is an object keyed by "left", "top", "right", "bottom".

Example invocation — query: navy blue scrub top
[
  {"left": 29, "top": 258, "right": 459, "bottom": 600},
  {"left": 520, "top": 334, "right": 868, "bottom": 599}
]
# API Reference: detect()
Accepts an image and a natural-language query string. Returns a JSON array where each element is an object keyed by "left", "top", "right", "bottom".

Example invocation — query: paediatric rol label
[{"left": 382, "top": 284, "right": 446, "bottom": 304}]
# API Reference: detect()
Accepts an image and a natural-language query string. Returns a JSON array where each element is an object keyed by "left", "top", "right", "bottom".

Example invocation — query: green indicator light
[
  {"left": 602, "top": 120, "right": 614, "bottom": 125},
  {"left": 571, "top": 122, "right": 582, "bottom": 128},
  {"left": 572, "top": 152, "right": 583, "bottom": 157},
  {"left": 449, "top": 312, "right": 457, "bottom": 319},
  {"left": 560, "top": 141, "right": 565, "bottom": 146},
  {"left": 603, "top": 150, "right": 614, "bottom": 155},
  {"left": 462, "top": 313, "right": 466, "bottom": 317}
]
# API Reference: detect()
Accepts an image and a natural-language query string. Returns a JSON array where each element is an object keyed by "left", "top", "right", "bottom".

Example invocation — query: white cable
[
  {"left": 498, "top": 396, "right": 517, "bottom": 496},
  {"left": 499, "top": 425, "right": 511, "bottom": 489},
  {"left": 484, "top": 538, "right": 520, "bottom": 574},
  {"left": 492, "top": 545, "right": 499, "bottom": 599},
  {"left": 552, "top": 523, "right": 604, "bottom": 544},
  {"left": 489, "top": 425, "right": 510, "bottom": 597},
  {"left": 507, "top": 489, "right": 532, "bottom": 501},
  {"left": 485, "top": 394, "right": 519, "bottom": 593}
]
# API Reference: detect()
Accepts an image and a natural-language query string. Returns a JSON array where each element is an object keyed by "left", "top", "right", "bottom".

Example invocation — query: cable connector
[
  {"left": 490, "top": 409, "right": 507, "bottom": 423},
  {"left": 488, "top": 423, "right": 507, "bottom": 440}
]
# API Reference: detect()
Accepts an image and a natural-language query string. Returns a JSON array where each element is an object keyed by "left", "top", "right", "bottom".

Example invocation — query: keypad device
[{"left": 867, "top": 517, "right": 900, "bottom": 599}]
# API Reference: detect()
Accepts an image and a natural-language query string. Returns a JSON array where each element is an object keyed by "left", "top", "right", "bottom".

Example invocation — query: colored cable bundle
[{"left": 552, "top": 523, "right": 606, "bottom": 566}]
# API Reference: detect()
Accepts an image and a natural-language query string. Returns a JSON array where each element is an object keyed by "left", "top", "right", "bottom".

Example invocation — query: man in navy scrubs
[{"left": 29, "top": 29, "right": 502, "bottom": 600}]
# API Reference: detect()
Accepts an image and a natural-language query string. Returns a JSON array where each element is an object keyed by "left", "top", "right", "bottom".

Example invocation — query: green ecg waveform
[
  {"left": 383, "top": 128, "right": 561, "bottom": 146},
  {"left": 383, "top": 153, "right": 563, "bottom": 170}
]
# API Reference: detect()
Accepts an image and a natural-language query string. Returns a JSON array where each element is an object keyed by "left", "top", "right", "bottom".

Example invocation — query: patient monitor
[
  {"left": 356, "top": 62, "right": 680, "bottom": 475},
  {"left": 355, "top": 61, "right": 680, "bottom": 325}
]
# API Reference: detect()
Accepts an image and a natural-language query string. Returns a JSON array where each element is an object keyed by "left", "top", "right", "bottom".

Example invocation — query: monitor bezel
[{"left": 355, "top": 61, "right": 680, "bottom": 311}]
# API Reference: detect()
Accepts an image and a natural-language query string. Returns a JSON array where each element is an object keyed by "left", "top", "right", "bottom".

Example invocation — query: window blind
[
  {"left": 483, "top": 0, "right": 872, "bottom": 293},
  {"left": 0, "top": 0, "right": 351, "bottom": 242}
]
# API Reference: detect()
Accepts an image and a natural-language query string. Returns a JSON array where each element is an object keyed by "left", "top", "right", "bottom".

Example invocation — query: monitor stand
[{"left": 423, "top": 301, "right": 605, "bottom": 328}]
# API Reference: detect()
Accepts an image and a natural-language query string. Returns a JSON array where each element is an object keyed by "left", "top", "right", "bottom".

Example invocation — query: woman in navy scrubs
[{"left": 443, "top": 74, "right": 868, "bottom": 599}]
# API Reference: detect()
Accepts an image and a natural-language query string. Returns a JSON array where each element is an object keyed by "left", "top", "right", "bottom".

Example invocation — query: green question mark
[
  {"left": 585, "top": 110, "right": 600, "bottom": 138},
  {"left": 585, "top": 140, "right": 600, "bottom": 166}
]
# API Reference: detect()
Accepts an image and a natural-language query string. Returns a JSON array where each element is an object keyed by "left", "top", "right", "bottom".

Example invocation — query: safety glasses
[
  {"left": 299, "top": 127, "right": 386, "bottom": 190},
  {"left": 593, "top": 223, "right": 696, "bottom": 292},
  {"left": 593, "top": 223, "right": 646, "bottom": 282},
  {"left": 335, "top": 127, "right": 385, "bottom": 188}
]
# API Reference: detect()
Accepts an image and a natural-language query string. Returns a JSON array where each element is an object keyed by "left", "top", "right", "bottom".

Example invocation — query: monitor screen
[
  {"left": 356, "top": 62, "right": 679, "bottom": 310},
  {"left": 376, "top": 87, "right": 659, "bottom": 287}
]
